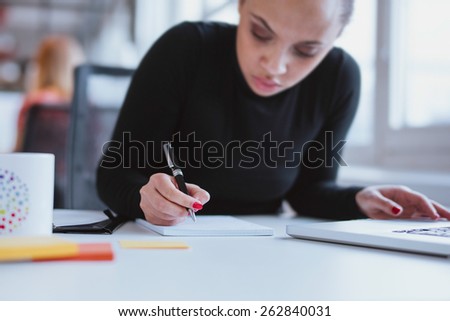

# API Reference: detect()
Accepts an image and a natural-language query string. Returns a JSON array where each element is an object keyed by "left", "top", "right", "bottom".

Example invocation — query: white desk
[{"left": 2, "top": 209, "right": 450, "bottom": 301}]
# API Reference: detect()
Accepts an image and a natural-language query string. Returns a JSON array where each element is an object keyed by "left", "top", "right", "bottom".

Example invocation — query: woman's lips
[{"left": 251, "top": 76, "right": 281, "bottom": 93}]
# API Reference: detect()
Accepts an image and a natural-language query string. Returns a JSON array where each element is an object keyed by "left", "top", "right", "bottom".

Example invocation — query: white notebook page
[{"left": 136, "top": 216, "right": 273, "bottom": 236}]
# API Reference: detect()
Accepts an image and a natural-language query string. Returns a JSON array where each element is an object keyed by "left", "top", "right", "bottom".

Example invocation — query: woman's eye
[
  {"left": 294, "top": 48, "right": 317, "bottom": 58},
  {"left": 251, "top": 26, "right": 271, "bottom": 42},
  {"left": 295, "top": 51, "right": 314, "bottom": 58}
]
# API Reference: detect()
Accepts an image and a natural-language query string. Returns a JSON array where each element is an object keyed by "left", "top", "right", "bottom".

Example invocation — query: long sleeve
[
  {"left": 285, "top": 51, "right": 366, "bottom": 220},
  {"left": 96, "top": 22, "right": 201, "bottom": 219}
]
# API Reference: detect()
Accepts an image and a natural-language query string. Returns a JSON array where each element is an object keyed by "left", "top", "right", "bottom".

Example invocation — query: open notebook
[{"left": 136, "top": 215, "right": 273, "bottom": 236}]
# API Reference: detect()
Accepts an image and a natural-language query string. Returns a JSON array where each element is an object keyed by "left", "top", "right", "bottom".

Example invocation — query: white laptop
[{"left": 287, "top": 219, "right": 450, "bottom": 257}]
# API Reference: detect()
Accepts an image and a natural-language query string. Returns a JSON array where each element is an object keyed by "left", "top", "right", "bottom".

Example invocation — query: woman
[
  {"left": 15, "top": 35, "right": 85, "bottom": 151},
  {"left": 97, "top": 0, "right": 450, "bottom": 225}
]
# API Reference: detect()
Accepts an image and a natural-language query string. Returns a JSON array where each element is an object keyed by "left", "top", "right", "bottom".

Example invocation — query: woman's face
[{"left": 237, "top": 0, "right": 344, "bottom": 97}]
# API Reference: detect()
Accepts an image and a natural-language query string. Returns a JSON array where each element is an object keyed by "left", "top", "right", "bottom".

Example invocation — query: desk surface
[{"left": 2, "top": 210, "right": 450, "bottom": 301}]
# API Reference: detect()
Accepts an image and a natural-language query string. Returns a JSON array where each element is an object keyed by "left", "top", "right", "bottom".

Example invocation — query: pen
[{"left": 163, "top": 142, "right": 197, "bottom": 222}]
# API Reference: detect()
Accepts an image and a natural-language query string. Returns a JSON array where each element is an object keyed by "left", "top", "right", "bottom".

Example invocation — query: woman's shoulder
[
  {"left": 148, "top": 21, "right": 236, "bottom": 67},
  {"left": 169, "top": 21, "right": 236, "bottom": 37},
  {"left": 319, "top": 47, "right": 360, "bottom": 79},
  {"left": 160, "top": 21, "right": 237, "bottom": 49},
  {"left": 305, "top": 47, "right": 360, "bottom": 92}
]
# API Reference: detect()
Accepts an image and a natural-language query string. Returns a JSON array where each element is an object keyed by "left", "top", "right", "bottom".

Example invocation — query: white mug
[{"left": 0, "top": 153, "right": 55, "bottom": 236}]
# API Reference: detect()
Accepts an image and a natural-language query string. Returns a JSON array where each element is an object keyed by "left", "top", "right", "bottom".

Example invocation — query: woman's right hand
[{"left": 139, "top": 173, "right": 210, "bottom": 226}]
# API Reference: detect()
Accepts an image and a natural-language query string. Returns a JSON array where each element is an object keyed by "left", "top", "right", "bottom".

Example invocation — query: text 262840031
[{"left": 259, "top": 305, "right": 331, "bottom": 317}]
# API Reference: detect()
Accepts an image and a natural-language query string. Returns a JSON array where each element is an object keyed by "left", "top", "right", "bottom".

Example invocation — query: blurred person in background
[{"left": 14, "top": 35, "right": 85, "bottom": 151}]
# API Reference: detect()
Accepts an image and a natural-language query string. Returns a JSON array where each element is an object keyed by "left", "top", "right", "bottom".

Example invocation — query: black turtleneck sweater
[{"left": 96, "top": 21, "right": 365, "bottom": 220}]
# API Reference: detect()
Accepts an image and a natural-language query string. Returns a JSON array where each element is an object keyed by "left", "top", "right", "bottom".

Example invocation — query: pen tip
[{"left": 188, "top": 209, "right": 197, "bottom": 222}]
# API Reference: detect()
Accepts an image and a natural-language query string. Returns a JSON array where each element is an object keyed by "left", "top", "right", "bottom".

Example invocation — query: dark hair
[{"left": 340, "top": 0, "right": 355, "bottom": 26}]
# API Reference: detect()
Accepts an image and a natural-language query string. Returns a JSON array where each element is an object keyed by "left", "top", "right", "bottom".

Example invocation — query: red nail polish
[
  {"left": 193, "top": 202, "right": 203, "bottom": 210},
  {"left": 392, "top": 206, "right": 401, "bottom": 215}
]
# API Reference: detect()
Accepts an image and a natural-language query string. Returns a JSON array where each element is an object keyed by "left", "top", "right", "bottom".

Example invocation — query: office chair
[
  {"left": 22, "top": 103, "right": 70, "bottom": 208},
  {"left": 66, "top": 64, "right": 134, "bottom": 210}
]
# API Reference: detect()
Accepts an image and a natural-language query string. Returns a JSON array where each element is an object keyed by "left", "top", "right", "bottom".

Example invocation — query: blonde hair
[{"left": 30, "top": 35, "right": 85, "bottom": 98}]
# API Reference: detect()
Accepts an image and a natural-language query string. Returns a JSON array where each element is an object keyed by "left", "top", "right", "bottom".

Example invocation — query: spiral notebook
[{"left": 136, "top": 215, "right": 273, "bottom": 236}]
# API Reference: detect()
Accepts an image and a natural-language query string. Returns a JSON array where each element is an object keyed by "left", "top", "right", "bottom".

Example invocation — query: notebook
[
  {"left": 136, "top": 215, "right": 273, "bottom": 236},
  {"left": 286, "top": 219, "right": 450, "bottom": 257}
]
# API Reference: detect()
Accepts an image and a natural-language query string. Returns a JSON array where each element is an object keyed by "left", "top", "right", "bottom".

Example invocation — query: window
[
  {"left": 340, "top": 0, "right": 450, "bottom": 171},
  {"left": 375, "top": 0, "right": 450, "bottom": 171},
  {"left": 390, "top": 0, "right": 450, "bottom": 129}
]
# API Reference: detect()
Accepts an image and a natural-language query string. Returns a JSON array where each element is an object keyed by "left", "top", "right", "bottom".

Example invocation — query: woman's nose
[{"left": 260, "top": 47, "right": 288, "bottom": 76}]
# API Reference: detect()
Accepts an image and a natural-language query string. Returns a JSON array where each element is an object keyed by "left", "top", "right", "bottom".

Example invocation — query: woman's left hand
[{"left": 355, "top": 185, "right": 450, "bottom": 220}]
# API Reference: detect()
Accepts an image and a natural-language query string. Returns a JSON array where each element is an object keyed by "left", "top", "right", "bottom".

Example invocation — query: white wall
[{"left": 0, "top": 91, "right": 22, "bottom": 152}]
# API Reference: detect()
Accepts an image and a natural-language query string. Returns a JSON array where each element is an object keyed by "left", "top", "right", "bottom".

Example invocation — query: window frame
[{"left": 346, "top": 0, "right": 450, "bottom": 171}]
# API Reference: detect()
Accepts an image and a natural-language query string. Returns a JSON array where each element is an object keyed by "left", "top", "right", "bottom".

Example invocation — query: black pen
[{"left": 163, "top": 142, "right": 196, "bottom": 222}]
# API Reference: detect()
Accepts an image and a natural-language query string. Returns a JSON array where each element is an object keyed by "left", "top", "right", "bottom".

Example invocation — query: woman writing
[{"left": 97, "top": 0, "right": 450, "bottom": 225}]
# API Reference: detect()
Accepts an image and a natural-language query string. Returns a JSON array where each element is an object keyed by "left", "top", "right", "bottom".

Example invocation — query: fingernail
[
  {"left": 392, "top": 206, "right": 401, "bottom": 215},
  {"left": 193, "top": 202, "right": 203, "bottom": 210}
]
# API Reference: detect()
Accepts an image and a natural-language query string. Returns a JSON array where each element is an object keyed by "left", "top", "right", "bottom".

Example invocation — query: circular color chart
[{"left": 0, "top": 169, "right": 29, "bottom": 234}]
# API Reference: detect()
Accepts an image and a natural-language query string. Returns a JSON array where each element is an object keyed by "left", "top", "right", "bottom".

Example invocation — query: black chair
[
  {"left": 22, "top": 103, "right": 71, "bottom": 208},
  {"left": 66, "top": 64, "right": 134, "bottom": 210}
]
